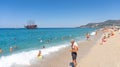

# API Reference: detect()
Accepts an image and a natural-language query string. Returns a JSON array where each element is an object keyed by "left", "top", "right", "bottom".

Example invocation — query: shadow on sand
[{"left": 69, "top": 62, "right": 74, "bottom": 67}]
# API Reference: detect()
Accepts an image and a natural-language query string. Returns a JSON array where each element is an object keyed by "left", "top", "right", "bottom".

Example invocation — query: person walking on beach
[{"left": 70, "top": 39, "right": 78, "bottom": 67}]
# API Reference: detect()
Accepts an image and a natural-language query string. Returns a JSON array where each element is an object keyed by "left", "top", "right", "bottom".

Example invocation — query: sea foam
[
  {"left": 0, "top": 44, "right": 68, "bottom": 67},
  {"left": 90, "top": 31, "right": 96, "bottom": 36}
]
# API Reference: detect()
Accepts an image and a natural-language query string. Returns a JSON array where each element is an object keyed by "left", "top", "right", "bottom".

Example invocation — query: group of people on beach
[
  {"left": 85, "top": 26, "right": 120, "bottom": 45},
  {"left": 100, "top": 26, "right": 120, "bottom": 45}
]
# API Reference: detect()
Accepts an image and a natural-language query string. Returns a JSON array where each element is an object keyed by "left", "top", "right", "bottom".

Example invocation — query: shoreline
[
  {"left": 12, "top": 27, "right": 120, "bottom": 67},
  {"left": 0, "top": 28, "right": 98, "bottom": 67},
  {"left": 10, "top": 40, "right": 88, "bottom": 67},
  {"left": 23, "top": 30, "right": 102, "bottom": 67},
  {"left": 0, "top": 38, "right": 87, "bottom": 67}
]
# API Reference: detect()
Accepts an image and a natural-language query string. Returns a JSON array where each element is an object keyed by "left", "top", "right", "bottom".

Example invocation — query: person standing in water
[
  {"left": 0, "top": 48, "right": 2, "bottom": 53},
  {"left": 86, "top": 33, "right": 90, "bottom": 40},
  {"left": 37, "top": 50, "right": 42, "bottom": 59},
  {"left": 70, "top": 39, "right": 78, "bottom": 67},
  {"left": 10, "top": 47, "right": 13, "bottom": 52}
]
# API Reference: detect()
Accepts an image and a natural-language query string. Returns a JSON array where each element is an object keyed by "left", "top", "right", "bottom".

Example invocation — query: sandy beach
[
  {"left": 22, "top": 30, "right": 103, "bottom": 67},
  {"left": 15, "top": 28, "right": 120, "bottom": 67},
  {"left": 28, "top": 41, "right": 95, "bottom": 67},
  {"left": 1, "top": 0, "right": 120, "bottom": 67},
  {"left": 78, "top": 31, "right": 120, "bottom": 67}
]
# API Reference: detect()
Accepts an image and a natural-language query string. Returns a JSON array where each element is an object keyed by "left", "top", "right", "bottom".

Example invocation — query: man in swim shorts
[{"left": 70, "top": 39, "right": 78, "bottom": 67}]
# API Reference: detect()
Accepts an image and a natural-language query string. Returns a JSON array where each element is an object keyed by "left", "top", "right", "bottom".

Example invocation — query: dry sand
[{"left": 78, "top": 32, "right": 120, "bottom": 67}]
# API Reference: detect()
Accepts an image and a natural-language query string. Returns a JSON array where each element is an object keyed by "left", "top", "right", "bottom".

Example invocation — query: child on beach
[{"left": 37, "top": 50, "right": 42, "bottom": 59}]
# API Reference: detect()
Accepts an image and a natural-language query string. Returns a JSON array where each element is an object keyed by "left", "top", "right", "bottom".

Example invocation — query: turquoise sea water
[{"left": 0, "top": 28, "right": 96, "bottom": 67}]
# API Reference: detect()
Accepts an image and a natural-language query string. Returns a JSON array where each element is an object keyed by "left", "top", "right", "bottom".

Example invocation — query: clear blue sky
[{"left": 0, "top": 0, "right": 120, "bottom": 28}]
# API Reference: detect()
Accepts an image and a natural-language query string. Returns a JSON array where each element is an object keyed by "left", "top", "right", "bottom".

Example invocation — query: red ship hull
[{"left": 25, "top": 25, "right": 37, "bottom": 29}]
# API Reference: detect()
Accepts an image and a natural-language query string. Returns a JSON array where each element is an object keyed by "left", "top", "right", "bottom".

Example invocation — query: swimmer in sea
[
  {"left": 42, "top": 46, "right": 45, "bottom": 48},
  {"left": 10, "top": 47, "right": 13, "bottom": 52},
  {"left": 14, "top": 45, "right": 17, "bottom": 49},
  {"left": 40, "top": 40, "right": 43, "bottom": 43}
]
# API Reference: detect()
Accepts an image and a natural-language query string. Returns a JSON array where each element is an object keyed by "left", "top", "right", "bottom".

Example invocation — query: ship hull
[{"left": 25, "top": 25, "right": 37, "bottom": 29}]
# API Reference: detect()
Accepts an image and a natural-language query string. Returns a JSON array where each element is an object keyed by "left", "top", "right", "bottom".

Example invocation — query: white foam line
[{"left": 0, "top": 44, "right": 69, "bottom": 67}]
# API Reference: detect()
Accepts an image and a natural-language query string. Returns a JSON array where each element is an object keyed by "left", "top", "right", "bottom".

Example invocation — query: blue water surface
[{"left": 0, "top": 28, "right": 96, "bottom": 56}]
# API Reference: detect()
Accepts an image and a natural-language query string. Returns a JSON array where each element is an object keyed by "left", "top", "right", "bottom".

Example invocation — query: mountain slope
[{"left": 79, "top": 20, "right": 120, "bottom": 28}]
